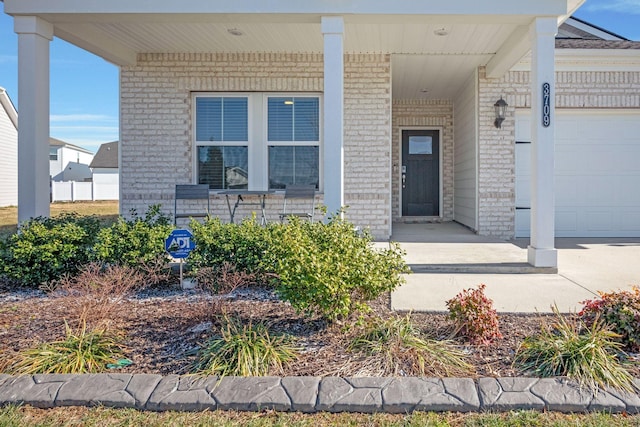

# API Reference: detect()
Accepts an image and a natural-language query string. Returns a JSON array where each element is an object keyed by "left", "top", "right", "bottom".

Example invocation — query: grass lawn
[
  {"left": 0, "top": 201, "right": 119, "bottom": 236},
  {"left": 1, "top": 406, "right": 638, "bottom": 426}
]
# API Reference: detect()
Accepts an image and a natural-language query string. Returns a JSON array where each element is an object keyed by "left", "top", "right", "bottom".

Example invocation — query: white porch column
[
  {"left": 528, "top": 17, "right": 557, "bottom": 267},
  {"left": 15, "top": 16, "right": 53, "bottom": 223},
  {"left": 321, "top": 16, "right": 344, "bottom": 217}
]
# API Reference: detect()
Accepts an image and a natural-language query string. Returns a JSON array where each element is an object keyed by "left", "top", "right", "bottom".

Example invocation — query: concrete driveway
[{"left": 387, "top": 223, "right": 640, "bottom": 313}]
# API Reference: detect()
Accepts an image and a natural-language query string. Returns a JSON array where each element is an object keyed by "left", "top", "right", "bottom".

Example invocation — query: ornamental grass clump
[
  {"left": 514, "top": 307, "right": 636, "bottom": 392},
  {"left": 3, "top": 320, "right": 126, "bottom": 375},
  {"left": 347, "top": 314, "right": 474, "bottom": 377},
  {"left": 191, "top": 315, "right": 299, "bottom": 377},
  {"left": 580, "top": 286, "right": 640, "bottom": 352},
  {"left": 446, "top": 284, "right": 502, "bottom": 345}
]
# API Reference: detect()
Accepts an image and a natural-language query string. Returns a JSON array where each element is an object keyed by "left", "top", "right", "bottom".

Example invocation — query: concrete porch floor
[{"left": 385, "top": 222, "right": 640, "bottom": 313}]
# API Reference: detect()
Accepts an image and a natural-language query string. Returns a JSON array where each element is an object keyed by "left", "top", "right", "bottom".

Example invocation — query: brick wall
[
  {"left": 391, "top": 100, "right": 454, "bottom": 221},
  {"left": 478, "top": 67, "right": 640, "bottom": 239},
  {"left": 120, "top": 53, "right": 392, "bottom": 238},
  {"left": 344, "top": 54, "right": 392, "bottom": 237}
]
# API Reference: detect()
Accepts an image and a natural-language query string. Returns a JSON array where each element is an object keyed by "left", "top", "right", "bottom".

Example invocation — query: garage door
[{"left": 515, "top": 110, "right": 640, "bottom": 238}]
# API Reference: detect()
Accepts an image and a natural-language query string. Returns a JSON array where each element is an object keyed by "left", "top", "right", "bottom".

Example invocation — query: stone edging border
[{"left": 1, "top": 374, "right": 639, "bottom": 413}]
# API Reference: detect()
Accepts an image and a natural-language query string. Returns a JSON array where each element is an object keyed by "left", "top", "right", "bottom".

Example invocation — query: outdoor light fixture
[{"left": 494, "top": 97, "right": 508, "bottom": 128}]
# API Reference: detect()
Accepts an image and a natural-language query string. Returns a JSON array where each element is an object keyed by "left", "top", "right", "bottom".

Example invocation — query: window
[
  {"left": 267, "top": 97, "right": 320, "bottom": 189},
  {"left": 193, "top": 93, "right": 321, "bottom": 191},
  {"left": 49, "top": 147, "right": 58, "bottom": 161},
  {"left": 195, "top": 96, "right": 248, "bottom": 189}
]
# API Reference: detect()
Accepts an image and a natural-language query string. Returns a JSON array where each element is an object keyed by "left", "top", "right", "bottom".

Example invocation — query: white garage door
[{"left": 515, "top": 110, "right": 640, "bottom": 238}]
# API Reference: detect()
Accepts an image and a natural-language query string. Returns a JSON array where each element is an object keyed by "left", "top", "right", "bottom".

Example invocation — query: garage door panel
[
  {"left": 515, "top": 109, "right": 640, "bottom": 238},
  {"left": 556, "top": 120, "right": 579, "bottom": 140},
  {"left": 556, "top": 210, "right": 578, "bottom": 233},
  {"left": 515, "top": 209, "right": 531, "bottom": 237},
  {"left": 556, "top": 176, "right": 580, "bottom": 205},
  {"left": 586, "top": 211, "right": 613, "bottom": 232},
  {"left": 579, "top": 118, "right": 612, "bottom": 140},
  {"left": 621, "top": 211, "right": 640, "bottom": 231}
]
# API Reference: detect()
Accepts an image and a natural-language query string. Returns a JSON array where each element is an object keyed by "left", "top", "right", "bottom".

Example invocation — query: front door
[{"left": 401, "top": 130, "right": 439, "bottom": 216}]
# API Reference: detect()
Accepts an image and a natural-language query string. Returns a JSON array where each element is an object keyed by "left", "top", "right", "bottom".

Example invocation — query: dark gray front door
[{"left": 402, "top": 130, "right": 439, "bottom": 216}]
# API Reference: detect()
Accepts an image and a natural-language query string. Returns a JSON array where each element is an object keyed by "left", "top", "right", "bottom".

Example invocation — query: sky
[{"left": 0, "top": 0, "right": 639, "bottom": 154}]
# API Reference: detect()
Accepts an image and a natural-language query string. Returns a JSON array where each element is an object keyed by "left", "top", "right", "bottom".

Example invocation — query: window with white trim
[
  {"left": 195, "top": 96, "right": 249, "bottom": 189},
  {"left": 267, "top": 97, "right": 320, "bottom": 189},
  {"left": 194, "top": 93, "right": 321, "bottom": 191}
]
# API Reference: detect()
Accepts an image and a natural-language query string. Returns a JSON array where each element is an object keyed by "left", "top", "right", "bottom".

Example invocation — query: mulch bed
[{"left": 1, "top": 284, "right": 638, "bottom": 378}]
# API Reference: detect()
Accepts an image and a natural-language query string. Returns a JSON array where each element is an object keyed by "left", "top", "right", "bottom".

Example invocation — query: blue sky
[{"left": 0, "top": 0, "right": 639, "bottom": 153}]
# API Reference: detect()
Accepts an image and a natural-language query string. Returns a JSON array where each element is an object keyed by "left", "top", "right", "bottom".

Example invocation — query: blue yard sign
[{"left": 165, "top": 229, "right": 196, "bottom": 259}]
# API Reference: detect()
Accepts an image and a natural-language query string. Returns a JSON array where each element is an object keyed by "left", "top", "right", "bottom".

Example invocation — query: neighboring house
[
  {"left": 89, "top": 141, "right": 119, "bottom": 200},
  {"left": 5, "top": 0, "right": 640, "bottom": 268},
  {"left": 49, "top": 138, "right": 94, "bottom": 182},
  {"left": 1, "top": 87, "right": 95, "bottom": 206},
  {"left": 0, "top": 87, "right": 18, "bottom": 207}
]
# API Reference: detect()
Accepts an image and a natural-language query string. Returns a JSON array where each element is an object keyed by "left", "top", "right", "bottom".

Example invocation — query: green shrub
[
  {"left": 0, "top": 214, "right": 101, "bottom": 286},
  {"left": 269, "top": 215, "right": 409, "bottom": 321},
  {"left": 2, "top": 320, "right": 126, "bottom": 375},
  {"left": 348, "top": 314, "right": 473, "bottom": 377},
  {"left": 189, "top": 217, "right": 273, "bottom": 275},
  {"left": 446, "top": 284, "right": 502, "bottom": 345},
  {"left": 580, "top": 286, "right": 640, "bottom": 352},
  {"left": 93, "top": 205, "right": 173, "bottom": 268},
  {"left": 514, "top": 308, "right": 635, "bottom": 392},
  {"left": 191, "top": 315, "right": 298, "bottom": 377}
]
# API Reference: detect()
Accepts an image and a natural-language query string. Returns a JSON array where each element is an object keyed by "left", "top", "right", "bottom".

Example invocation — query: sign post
[{"left": 165, "top": 229, "right": 196, "bottom": 288}]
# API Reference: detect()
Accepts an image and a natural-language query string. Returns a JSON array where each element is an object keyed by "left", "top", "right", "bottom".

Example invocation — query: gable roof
[
  {"left": 90, "top": 141, "right": 118, "bottom": 169},
  {"left": 558, "top": 16, "right": 629, "bottom": 41},
  {"left": 49, "top": 137, "right": 95, "bottom": 155}
]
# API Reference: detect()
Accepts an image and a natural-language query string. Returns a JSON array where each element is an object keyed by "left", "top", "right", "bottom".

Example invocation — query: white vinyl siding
[
  {"left": 0, "top": 102, "right": 17, "bottom": 207},
  {"left": 453, "top": 70, "right": 478, "bottom": 230}
]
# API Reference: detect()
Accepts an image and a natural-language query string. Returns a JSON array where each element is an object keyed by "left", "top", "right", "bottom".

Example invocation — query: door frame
[{"left": 398, "top": 126, "right": 443, "bottom": 218}]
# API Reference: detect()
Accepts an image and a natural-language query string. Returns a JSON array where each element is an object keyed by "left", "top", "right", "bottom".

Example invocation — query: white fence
[{"left": 51, "top": 181, "right": 119, "bottom": 202}]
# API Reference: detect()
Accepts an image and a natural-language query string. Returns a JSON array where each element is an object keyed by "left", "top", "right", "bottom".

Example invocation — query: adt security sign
[{"left": 165, "top": 229, "right": 195, "bottom": 259}]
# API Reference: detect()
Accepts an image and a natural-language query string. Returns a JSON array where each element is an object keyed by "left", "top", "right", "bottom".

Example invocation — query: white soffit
[{"left": 5, "top": 0, "right": 582, "bottom": 99}]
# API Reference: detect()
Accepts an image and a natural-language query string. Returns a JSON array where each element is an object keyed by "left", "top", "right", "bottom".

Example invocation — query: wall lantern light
[{"left": 494, "top": 97, "right": 508, "bottom": 128}]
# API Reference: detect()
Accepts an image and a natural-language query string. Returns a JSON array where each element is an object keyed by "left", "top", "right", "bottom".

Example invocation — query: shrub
[
  {"left": 93, "top": 205, "right": 173, "bottom": 269},
  {"left": 347, "top": 314, "right": 474, "bottom": 377},
  {"left": 3, "top": 320, "right": 126, "bottom": 375},
  {"left": 195, "top": 262, "right": 259, "bottom": 295},
  {"left": 0, "top": 214, "right": 102, "bottom": 286},
  {"left": 55, "top": 263, "right": 144, "bottom": 329},
  {"left": 446, "top": 284, "right": 502, "bottom": 345},
  {"left": 269, "top": 215, "right": 409, "bottom": 321},
  {"left": 189, "top": 217, "right": 272, "bottom": 275},
  {"left": 580, "top": 286, "right": 640, "bottom": 352},
  {"left": 514, "top": 308, "right": 635, "bottom": 392},
  {"left": 191, "top": 315, "right": 298, "bottom": 377}
]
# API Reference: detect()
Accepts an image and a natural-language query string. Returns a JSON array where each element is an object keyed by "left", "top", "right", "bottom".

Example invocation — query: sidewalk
[
  {"left": 388, "top": 223, "right": 640, "bottom": 313},
  {"left": 1, "top": 374, "right": 639, "bottom": 413}
]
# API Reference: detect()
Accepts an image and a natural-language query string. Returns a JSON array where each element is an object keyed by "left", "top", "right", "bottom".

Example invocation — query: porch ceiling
[{"left": 5, "top": 0, "right": 585, "bottom": 100}]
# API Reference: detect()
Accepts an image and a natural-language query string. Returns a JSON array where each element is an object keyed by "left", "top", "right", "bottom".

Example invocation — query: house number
[{"left": 542, "top": 82, "right": 551, "bottom": 128}]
